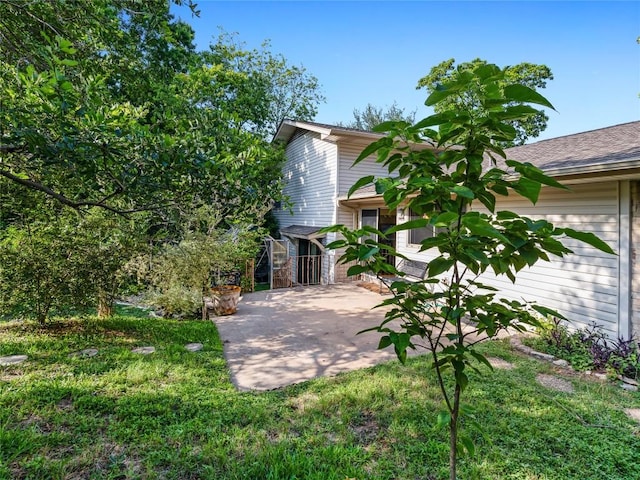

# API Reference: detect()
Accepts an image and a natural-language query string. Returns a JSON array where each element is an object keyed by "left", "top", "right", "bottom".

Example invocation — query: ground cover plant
[
  {"left": 526, "top": 318, "right": 640, "bottom": 380},
  {"left": 0, "top": 308, "right": 639, "bottom": 479}
]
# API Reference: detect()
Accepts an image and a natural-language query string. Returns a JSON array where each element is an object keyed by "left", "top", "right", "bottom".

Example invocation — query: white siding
[
  {"left": 338, "top": 142, "right": 391, "bottom": 195},
  {"left": 274, "top": 131, "right": 338, "bottom": 229},
  {"left": 632, "top": 181, "right": 640, "bottom": 339},
  {"left": 396, "top": 182, "right": 621, "bottom": 337}
]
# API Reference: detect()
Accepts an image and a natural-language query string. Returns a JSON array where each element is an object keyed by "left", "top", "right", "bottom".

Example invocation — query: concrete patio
[{"left": 213, "top": 283, "right": 500, "bottom": 391}]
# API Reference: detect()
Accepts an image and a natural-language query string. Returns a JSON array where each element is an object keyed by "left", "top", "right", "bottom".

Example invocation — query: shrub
[{"left": 535, "top": 319, "right": 639, "bottom": 379}]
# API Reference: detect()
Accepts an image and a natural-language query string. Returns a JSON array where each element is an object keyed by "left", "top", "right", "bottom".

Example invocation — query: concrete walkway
[
  {"left": 213, "top": 283, "right": 401, "bottom": 390},
  {"left": 214, "top": 283, "right": 500, "bottom": 391}
]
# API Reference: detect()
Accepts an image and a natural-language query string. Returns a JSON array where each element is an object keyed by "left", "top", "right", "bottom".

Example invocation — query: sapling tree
[{"left": 325, "top": 63, "right": 614, "bottom": 479}]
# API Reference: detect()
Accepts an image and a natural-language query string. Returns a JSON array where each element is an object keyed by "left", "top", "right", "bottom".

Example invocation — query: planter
[{"left": 210, "top": 285, "right": 241, "bottom": 316}]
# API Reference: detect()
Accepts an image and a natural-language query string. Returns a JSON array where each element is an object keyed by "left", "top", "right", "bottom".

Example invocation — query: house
[{"left": 273, "top": 119, "right": 640, "bottom": 340}]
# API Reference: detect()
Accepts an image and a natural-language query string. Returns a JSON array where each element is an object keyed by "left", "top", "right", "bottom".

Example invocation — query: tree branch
[{"left": 0, "top": 168, "right": 169, "bottom": 215}]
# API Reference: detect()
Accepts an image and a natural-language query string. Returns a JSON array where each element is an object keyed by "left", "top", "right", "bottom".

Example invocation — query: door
[
  {"left": 298, "top": 239, "right": 321, "bottom": 285},
  {"left": 361, "top": 208, "right": 396, "bottom": 265}
]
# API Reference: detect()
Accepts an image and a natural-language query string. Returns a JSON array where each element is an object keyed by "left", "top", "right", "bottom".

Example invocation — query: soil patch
[
  {"left": 487, "top": 357, "right": 515, "bottom": 370},
  {"left": 536, "top": 374, "right": 574, "bottom": 393}
]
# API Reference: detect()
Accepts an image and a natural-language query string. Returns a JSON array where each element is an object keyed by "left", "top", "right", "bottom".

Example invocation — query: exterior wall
[
  {"left": 631, "top": 181, "right": 640, "bottom": 339},
  {"left": 274, "top": 131, "right": 338, "bottom": 230},
  {"left": 396, "top": 181, "right": 621, "bottom": 338},
  {"left": 338, "top": 142, "right": 391, "bottom": 195}
]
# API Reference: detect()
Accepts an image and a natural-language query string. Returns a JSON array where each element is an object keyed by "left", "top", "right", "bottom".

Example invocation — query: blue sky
[{"left": 173, "top": 1, "right": 639, "bottom": 142}]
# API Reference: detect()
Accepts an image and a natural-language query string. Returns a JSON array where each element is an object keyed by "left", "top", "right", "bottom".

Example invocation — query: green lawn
[{"left": 0, "top": 307, "right": 638, "bottom": 480}]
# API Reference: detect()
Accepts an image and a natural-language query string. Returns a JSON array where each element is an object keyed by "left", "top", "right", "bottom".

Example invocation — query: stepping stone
[
  {"left": 69, "top": 348, "right": 99, "bottom": 358},
  {"left": 0, "top": 355, "right": 28, "bottom": 366},
  {"left": 536, "top": 374, "right": 574, "bottom": 393},
  {"left": 185, "top": 343, "right": 203, "bottom": 352},
  {"left": 131, "top": 346, "right": 155, "bottom": 355},
  {"left": 487, "top": 357, "right": 514, "bottom": 370},
  {"left": 624, "top": 408, "right": 640, "bottom": 423}
]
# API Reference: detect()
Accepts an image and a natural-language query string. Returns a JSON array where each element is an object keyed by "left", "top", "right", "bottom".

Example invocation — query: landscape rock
[
  {"left": 624, "top": 408, "right": 640, "bottom": 423},
  {"left": 69, "top": 348, "right": 99, "bottom": 358},
  {"left": 0, "top": 355, "right": 28, "bottom": 366},
  {"left": 185, "top": 343, "right": 203, "bottom": 352},
  {"left": 620, "top": 383, "right": 638, "bottom": 392},
  {"left": 552, "top": 359, "right": 569, "bottom": 368},
  {"left": 619, "top": 376, "right": 639, "bottom": 386},
  {"left": 132, "top": 346, "right": 155, "bottom": 355},
  {"left": 487, "top": 357, "right": 515, "bottom": 370}
]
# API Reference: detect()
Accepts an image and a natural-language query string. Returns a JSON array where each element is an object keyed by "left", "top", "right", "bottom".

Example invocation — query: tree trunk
[
  {"left": 97, "top": 291, "right": 113, "bottom": 318},
  {"left": 449, "top": 383, "right": 461, "bottom": 480}
]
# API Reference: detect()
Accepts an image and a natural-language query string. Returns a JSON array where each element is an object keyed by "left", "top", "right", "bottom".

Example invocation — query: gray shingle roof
[{"left": 505, "top": 121, "right": 640, "bottom": 172}]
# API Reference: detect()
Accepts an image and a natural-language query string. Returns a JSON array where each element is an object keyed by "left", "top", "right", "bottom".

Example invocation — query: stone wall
[{"left": 631, "top": 181, "right": 640, "bottom": 340}]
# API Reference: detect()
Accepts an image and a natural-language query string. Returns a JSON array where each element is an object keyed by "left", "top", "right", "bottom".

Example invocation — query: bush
[
  {"left": 144, "top": 286, "right": 202, "bottom": 318},
  {"left": 535, "top": 318, "right": 639, "bottom": 379},
  {"left": 138, "top": 206, "right": 262, "bottom": 317}
]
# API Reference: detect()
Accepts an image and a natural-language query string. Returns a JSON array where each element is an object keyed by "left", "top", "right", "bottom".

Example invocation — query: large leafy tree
[
  {"left": 327, "top": 62, "right": 612, "bottom": 479},
  {"left": 0, "top": 1, "right": 321, "bottom": 217},
  {"left": 0, "top": 1, "right": 323, "bottom": 321},
  {"left": 338, "top": 101, "right": 416, "bottom": 131},
  {"left": 204, "top": 31, "right": 325, "bottom": 138},
  {"left": 417, "top": 58, "right": 553, "bottom": 146}
]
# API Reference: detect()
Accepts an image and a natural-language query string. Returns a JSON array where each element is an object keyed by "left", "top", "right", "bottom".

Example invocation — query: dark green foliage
[
  {"left": 533, "top": 319, "right": 640, "bottom": 379},
  {"left": 338, "top": 101, "right": 416, "bottom": 131},
  {"left": 417, "top": 58, "right": 554, "bottom": 146}
]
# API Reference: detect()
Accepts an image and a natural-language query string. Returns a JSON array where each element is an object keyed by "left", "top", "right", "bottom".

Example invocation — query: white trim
[{"left": 618, "top": 180, "right": 632, "bottom": 339}]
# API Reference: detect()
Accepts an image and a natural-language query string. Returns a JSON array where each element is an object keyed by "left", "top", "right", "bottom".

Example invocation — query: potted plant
[
  {"left": 210, "top": 270, "right": 242, "bottom": 316},
  {"left": 143, "top": 206, "right": 262, "bottom": 319}
]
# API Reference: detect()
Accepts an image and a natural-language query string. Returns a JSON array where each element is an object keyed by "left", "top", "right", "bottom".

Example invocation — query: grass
[{"left": 0, "top": 307, "right": 639, "bottom": 480}]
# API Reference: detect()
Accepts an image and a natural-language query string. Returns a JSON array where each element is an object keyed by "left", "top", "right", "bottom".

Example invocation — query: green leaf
[
  {"left": 425, "top": 86, "right": 457, "bottom": 106},
  {"left": 463, "top": 216, "right": 511, "bottom": 245},
  {"left": 346, "top": 264, "right": 369, "bottom": 276},
  {"left": 436, "top": 411, "right": 451, "bottom": 429},
  {"left": 371, "top": 120, "right": 398, "bottom": 132},
  {"left": 513, "top": 177, "right": 541, "bottom": 204},
  {"left": 503, "top": 84, "right": 555, "bottom": 110},
  {"left": 469, "top": 350, "right": 494, "bottom": 370},
  {"left": 347, "top": 175, "right": 375, "bottom": 198},
  {"left": 428, "top": 257, "right": 455, "bottom": 277},
  {"left": 452, "top": 185, "right": 474, "bottom": 199},
  {"left": 413, "top": 113, "right": 451, "bottom": 129},
  {"left": 508, "top": 161, "right": 568, "bottom": 190},
  {"left": 374, "top": 177, "right": 396, "bottom": 194},
  {"left": 386, "top": 218, "right": 428, "bottom": 234},
  {"left": 378, "top": 335, "right": 392, "bottom": 349},
  {"left": 532, "top": 304, "right": 567, "bottom": 320},
  {"left": 560, "top": 228, "right": 616, "bottom": 255},
  {"left": 460, "top": 435, "right": 476, "bottom": 457},
  {"left": 355, "top": 138, "right": 390, "bottom": 165},
  {"left": 455, "top": 370, "right": 469, "bottom": 391}
]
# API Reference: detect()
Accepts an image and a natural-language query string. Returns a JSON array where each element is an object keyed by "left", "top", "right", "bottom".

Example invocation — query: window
[
  {"left": 407, "top": 207, "right": 466, "bottom": 246},
  {"left": 408, "top": 208, "right": 433, "bottom": 245},
  {"left": 361, "top": 209, "right": 378, "bottom": 241}
]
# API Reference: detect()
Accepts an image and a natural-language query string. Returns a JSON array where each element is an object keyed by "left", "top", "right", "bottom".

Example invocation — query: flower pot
[{"left": 210, "top": 285, "right": 241, "bottom": 316}]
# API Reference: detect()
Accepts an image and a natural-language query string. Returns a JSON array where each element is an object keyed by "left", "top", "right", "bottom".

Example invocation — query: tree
[
  {"left": 0, "top": 1, "right": 324, "bottom": 321},
  {"left": 326, "top": 62, "right": 613, "bottom": 479},
  {"left": 338, "top": 101, "right": 416, "bottom": 131},
  {"left": 204, "top": 31, "right": 326, "bottom": 138},
  {"left": 417, "top": 58, "right": 553, "bottom": 146},
  {"left": 0, "top": 3, "right": 321, "bottom": 216},
  {"left": 0, "top": 200, "right": 146, "bottom": 323}
]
